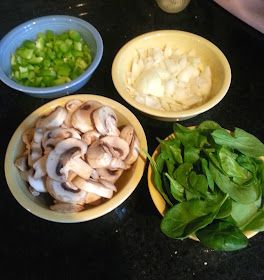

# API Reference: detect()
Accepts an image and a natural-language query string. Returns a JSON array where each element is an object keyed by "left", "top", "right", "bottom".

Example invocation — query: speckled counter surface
[{"left": 0, "top": 1, "right": 264, "bottom": 279}]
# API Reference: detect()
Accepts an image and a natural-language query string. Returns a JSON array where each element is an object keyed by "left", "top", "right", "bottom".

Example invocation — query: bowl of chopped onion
[
  {"left": 0, "top": 15, "right": 103, "bottom": 98},
  {"left": 112, "top": 30, "right": 231, "bottom": 121},
  {"left": 4, "top": 94, "right": 147, "bottom": 222}
]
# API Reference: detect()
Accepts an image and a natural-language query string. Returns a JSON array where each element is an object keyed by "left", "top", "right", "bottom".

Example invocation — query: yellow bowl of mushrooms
[{"left": 4, "top": 94, "right": 147, "bottom": 222}]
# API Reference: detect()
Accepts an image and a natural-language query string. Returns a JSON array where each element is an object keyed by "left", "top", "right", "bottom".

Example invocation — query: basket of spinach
[{"left": 147, "top": 121, "right": 264, "bottom": 251}]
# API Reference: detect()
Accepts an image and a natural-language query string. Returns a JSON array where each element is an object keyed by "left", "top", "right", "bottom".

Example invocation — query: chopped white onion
[{"left": 126, "top": 45, "right": 212, "bottom": 112}]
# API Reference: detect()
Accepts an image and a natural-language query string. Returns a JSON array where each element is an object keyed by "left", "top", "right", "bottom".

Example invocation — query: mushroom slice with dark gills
[
  {"left": 100, "top": 136, "right": 130, "bottom": 160},
  {"left": 42, "top": 127, "right": 81, "bottom": 154},
  {"left": 86, "top": 140, "right": 112, "bottom": 168},
  {"left": 96, "top": 168, "right": 123, "bottom": 183},
  {"left": 92, "top": 106, "right": 120, "bottom": 136},
  {"left": 46, "top": 138, "right": 93, "bottom": 182},
  {"left": 35, "top": 106, "right": 67, "bottom": 129},
  {"left": 46, "top": 177, "right": 87, "bottom": 204},
  {"left": 71, "top": 100, "right": 102, "bottom": 133}
]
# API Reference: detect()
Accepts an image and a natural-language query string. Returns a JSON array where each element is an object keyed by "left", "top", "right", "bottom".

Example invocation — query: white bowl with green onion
[{"left": 0, "top": 15, "right": 103, "bottom": 98}]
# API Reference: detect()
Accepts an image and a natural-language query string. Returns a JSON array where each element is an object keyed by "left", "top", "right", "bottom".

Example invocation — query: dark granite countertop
[{"left": 0, "top": 0, "right": 264, "bottom": 279}]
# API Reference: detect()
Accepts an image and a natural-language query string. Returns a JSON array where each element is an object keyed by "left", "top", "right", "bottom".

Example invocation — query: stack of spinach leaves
[{"left": 148, "top": 121, "right": 264, "bottom": 251}]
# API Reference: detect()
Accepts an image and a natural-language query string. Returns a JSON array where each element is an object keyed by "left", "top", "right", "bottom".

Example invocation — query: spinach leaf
[
  {"left": 159, "top": 140, "right": 175, "bottom": 177},
  {"left": 237, "top": 154, "right": 259, "bottom": 174},
  {"left": 173, "top": 162, "right": 193, "bottom": 188},
  {"left": 211, "top": 128, "right": 264, "bottom": 157},
  {"left": 243, "top": 207, "right": 264, "bottom": 232},
  {"left": 189, "top": 171, "right": 208, "bottom": 195},
  {"left": 161, "top": 193, "right": 226, "bottom": 239},
  {"left": 155, "top": 153, "right": 165, "bottom": 173},
  {"left": 216, "top": 197, "right": 232, "bottom": 219},
  {"left": 197, "top": 120, "right": 222, "bottom": 133},
  {"left": 196, "top": 220, "right": 248, "bottom": 251},
  {"left": 173, "top": 123, "right": 207, "bottom": 148},
  {"left": 143, "top": 149, "right": 173, "bottom": 207},
  {"left": 231, "top": 197, "right": 261, "bottom": 228},
  {"left": 165, "top": 173, "right": 185, "bottom": 202},
  {"left": 184, "top": 146, "right": 200, "bottom": 164},
  {"left": 218, "top": 146, "right": 252, "bottom": 184},
  {"left": 209, "top": 162, "right": 261, "bottom": 204},
  {"left": 201, "top": 158, "right": 214, "bottom": 192}
]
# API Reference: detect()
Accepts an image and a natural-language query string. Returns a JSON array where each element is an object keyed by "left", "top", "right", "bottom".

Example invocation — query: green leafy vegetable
[
  {"left": 196, "top": 220, "right": 248, "bottom": 251},
  {"left": 212, "top": 128, "right": 264, "bottom": 157},
  {"left": 148, "top": 120, "right": 264, "bottom": 251},
  {"left": 161, "top": 193, "right": 226, "bottom": 239}
]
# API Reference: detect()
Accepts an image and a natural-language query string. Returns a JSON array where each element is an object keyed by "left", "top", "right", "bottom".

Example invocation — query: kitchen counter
[{"left": 0, "top": 0, "right": 264, "bottom": 279}]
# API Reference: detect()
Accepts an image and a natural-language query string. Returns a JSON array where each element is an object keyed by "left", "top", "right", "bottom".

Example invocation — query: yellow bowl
[
  {"left": 5, "top": 94, "right": 148, "bottom": 223},
  {"left": 147, "top": 133, "right": 258, "bottom": 240},
  {"left": 112, "top": 30, "right": 231, "bottom": 121}
]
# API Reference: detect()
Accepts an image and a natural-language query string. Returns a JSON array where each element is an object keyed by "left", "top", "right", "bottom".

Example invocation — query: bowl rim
[
  {"left": 112, "top": 29, "right": 232, "bottom": 119},
  {"left": 0, "top": 15, "right": 104, "bottom": 95},
  {"left": 147, "top": 130, "right": 258, "bottom": 240},
  {"left": 4, "top": 94, "right": 148, "bottom": 223}
]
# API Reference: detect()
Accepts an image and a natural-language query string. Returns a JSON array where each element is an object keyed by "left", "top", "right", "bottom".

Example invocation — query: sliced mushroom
[
  {"left": 28, "top": 142, "right": 43, "bottom": 167},
  {"left": 46, "top": 138, "right": 92, "bottom": 182},
  {"left": 28, "top": 169, "right": 47, "bottom": 192},
  {"left": 36, "top": 106, "right": 67, "bottom": 129},
  {"left": 120, "top": 125, "right": 135, "bottom": 145},
  {"left": 85, "top": 192, "right": 102, "bottom": 205},
  {"left": 42, "top": 127, "right": 81, "bottom": 154},
  {"left": 73, "top": 177, "right": 113, "bottom": 199},
  {"left": 63, "top": 99, "right": 83, "bottom": 127},
  {"left": 15, "top": 155, "right": 29, "bottom": 172},
  {"left": 99, "top": 179, "right": 117, "bottom": 192},
  {"left": 96, "top": 168, "right": 123, "bottom": 183},
  {"left": 71, "top": 101, "right": 102, "bottom": 133},
  {"left": 28, "top": 186, "right": 40, "bottom": 197},
  {"left": 60, "top": 157, "right": 93, "bottom": 181},
  {"left": 100, "top": 136, "right": 130, "bottom": 160},
  {"left": 46, "top": 177, "right": 87, "bottom": 204},
  {"left": 22, "top": 128, "right": 34, "bottom": 151},
  {"left": 90, "top": 168, "right": 99, "bottom": 180},
  {"left": 27, "top": 128, "right": 44, "bottom": 166},
  {"left": 81, "top": 130, "right": 101, "bottom": 146},
  {"left": 108, "top": 158, "right": 126, "bottom": 170},
  {"left": 124, "top": 135, "right": 140, "bottom": 165},
  {"left": 86, "top": 140, "right": 112, "bottom": 168},
  {"left": 32, "top": 155, "right": 47, "bottom": 179},
  {"left": 50, "top": 203, "right": 84, "bottom": 213},
  {"left": 92, "top": 106, "right": 120, "bottom": 136}
]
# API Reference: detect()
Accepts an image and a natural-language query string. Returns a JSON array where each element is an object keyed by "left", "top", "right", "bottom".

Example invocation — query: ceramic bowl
[
  {"left": 4, "top": 94, "right": 147, "bottom": 222},
  {"left": 112, "top": 30, "right": 231, "bottom": 121},
  {"left": 147, "top": 133, "right": 258, "bottom": 240},
  {"left": 0, "top": 15, "right": 103, "bottom": 98}
]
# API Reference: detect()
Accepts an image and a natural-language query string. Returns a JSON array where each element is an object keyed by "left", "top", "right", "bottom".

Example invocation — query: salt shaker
[{"left": 156, "top": 0, "right": 191, "bottom": 13}]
